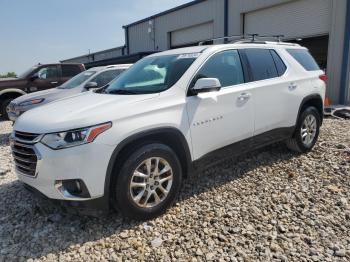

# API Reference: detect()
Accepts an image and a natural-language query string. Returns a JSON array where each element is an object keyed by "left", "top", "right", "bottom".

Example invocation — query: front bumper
[
  {"left": 7, "top": 103, "right": 25, "bottom": 121},
  {"left": 14, "top": 140, "right": 115, "bottom": 202}
]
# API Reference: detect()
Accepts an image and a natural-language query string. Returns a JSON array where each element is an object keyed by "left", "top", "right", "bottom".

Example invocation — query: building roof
[
  {"left": 123, "top": 0, "right": 206, "bottom": 28},
  {"left": 61, "top": 46, "right": 125, "bottom": 62}
]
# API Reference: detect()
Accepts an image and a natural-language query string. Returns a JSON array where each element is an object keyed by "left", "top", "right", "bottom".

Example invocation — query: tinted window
[
  {"left": 62, "top": 65, "right": 82, "bottom": 77},
  {"left": 287, "top": 49, "right": 320, "bottom": 71},
  {"left": 244, "top": 49, "right": 278, "bottom": 81},
  {"left": 270, "top": 50, "right": 287, "bottom": 76},
  {"left": 91, "top": 69, "right": 124, "bottom": 87},
  {"left": 59, "top": 71, "right": 96, "bottom": 89},
  {"left": 37, "top": 66, "right": 59, "bottom": 80},
  {"left": 193, "top": 50, "right": 244, "bottom": 88}
]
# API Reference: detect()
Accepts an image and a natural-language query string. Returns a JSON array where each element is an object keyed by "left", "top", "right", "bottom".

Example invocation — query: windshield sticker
[{"left": 177, "top": 53, "right": 201, "bottom": 59}]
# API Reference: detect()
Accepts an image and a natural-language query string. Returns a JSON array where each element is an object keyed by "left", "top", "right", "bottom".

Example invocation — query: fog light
[{"left": 55, "top": 179, "right": 91, "bottom": 199}]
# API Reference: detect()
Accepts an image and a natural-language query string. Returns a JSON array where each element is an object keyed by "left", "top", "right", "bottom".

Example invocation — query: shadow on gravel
[{"left": 0, "top": 142, "right": 297, "bottom": 259}]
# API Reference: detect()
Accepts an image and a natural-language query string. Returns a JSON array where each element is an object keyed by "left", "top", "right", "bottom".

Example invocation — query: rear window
[
  {"left": 287, "top": 49, "right": 320, "bottom": 71},
  {"left": 244, "top": 49, "right": 278, "bottom": 81},
  {"left": 62, "top": 65, "right": 82, "bottom": 77}
]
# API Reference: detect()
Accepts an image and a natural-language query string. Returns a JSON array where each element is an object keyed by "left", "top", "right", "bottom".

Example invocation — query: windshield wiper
[
  {"left": 108, "top": 89, "right": 139, "bottom": 95},
  {"left": 94, "top": 84, "right": 110, "bottom": 94}
]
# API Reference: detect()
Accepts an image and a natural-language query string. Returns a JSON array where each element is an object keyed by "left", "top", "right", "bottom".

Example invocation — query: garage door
[
  {"left": 244, "top": 0, "right": 331, "bottom": 39},
  {"left": 171, "top": 22, "right": 214, "bottom": 48}
]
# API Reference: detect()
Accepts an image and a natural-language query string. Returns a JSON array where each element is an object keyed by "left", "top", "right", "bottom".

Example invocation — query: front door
[
  {"left": 186, "top": 50, "right": 255, "bottom": 160},
  {"left": 28, "top": 65, "right": 60, "bottom": 92}
]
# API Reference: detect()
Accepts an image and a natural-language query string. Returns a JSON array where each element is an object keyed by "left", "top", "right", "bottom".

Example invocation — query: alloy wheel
[{"left": 129, "top": 157, "right": 173, "bottom": 208}]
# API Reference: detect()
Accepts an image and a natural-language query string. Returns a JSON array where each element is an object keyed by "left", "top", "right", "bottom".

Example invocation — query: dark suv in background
[{"left": 0, "top": 63, "right": 85, "bottom": 119}]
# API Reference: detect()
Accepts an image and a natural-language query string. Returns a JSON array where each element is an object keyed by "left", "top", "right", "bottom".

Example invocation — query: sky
[{"left": 0, "top": 0, "right": 192, "bottom": 75}]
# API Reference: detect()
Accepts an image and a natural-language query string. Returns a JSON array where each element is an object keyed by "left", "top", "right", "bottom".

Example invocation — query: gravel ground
[{"left": 0, "top": 118, "right": 349, "bottom": 262}]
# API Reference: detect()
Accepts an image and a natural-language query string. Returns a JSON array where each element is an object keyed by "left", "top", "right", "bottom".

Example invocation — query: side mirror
[
  {"left": 192, "top": 78, "right": 221, "bottom": 94},
  {"left": 30, "top": 73, "right": 39, "bottom": 81},
  {"left": 84, "top": 82, "right": 98, "bottom": 90}
]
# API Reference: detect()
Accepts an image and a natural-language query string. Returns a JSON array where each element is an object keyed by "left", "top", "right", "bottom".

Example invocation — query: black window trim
[
  {"left": 239, "top": 48, "right": 289, "bottom": 83},
  {"left": 186, "top": 48, "right": 248, "bottom": 96}
]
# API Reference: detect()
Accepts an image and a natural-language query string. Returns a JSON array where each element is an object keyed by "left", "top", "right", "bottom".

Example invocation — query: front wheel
[
  {"left": 113, "top": 143, "right": 182, "bottom": 220},
  {"left": 0, "top": 98, "right": 12, "bottom": 120},
  {"left": 286, "top": 106, "right": 321, "bottom": 153}
]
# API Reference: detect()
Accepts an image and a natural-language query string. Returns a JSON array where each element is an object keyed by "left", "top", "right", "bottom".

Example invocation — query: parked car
[
  {"left": 7, "top": 64, "right": 132, "bottom": 121},
  {"left": 0, "top": 63, "right": 85, "bottom": 119},
  {"left": 11, "top": 41, "right": 326, "bottom": 220}
]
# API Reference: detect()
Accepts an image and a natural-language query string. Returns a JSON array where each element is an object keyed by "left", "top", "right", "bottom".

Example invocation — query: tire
[
  {"left": 112, "top": 143, "right": 182, "bottom": 220},
  {"left": 0, "top": 98, "right": 12, "bottom": 120},
  {"left": 286, "top": 106, "right": 321, "bottom": 153}
]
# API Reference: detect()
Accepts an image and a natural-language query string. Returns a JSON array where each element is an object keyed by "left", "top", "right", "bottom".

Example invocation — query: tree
[{"left": 0, "top": 72, "right": 17, "bottom": 78}]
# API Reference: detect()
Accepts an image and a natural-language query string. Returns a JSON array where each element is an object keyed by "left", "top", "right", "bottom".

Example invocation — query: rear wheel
[
  {"left": 286, "top": 106, "right": 321, "bottom": 153},
  {"left": 0, "top": 98, "right": 12, "bottom": 120},
  {"left": 113, "top": 143, "right": 182, "bottom": 220}
]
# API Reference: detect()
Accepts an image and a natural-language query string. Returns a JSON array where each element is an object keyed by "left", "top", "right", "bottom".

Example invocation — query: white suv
[{"left": 11, "top": 41, "right": 326, "bottom": 219}]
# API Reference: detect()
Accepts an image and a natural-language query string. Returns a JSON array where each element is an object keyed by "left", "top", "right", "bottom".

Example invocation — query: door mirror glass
[
  {"left": 84, "top": 82, "right": 98, "bottom": 90},
  {"left": 30, "top": 73, "right": 39, "bottom": 81},
  {"left": 192, "top": 78, "right": 221, "bottom": 94}
]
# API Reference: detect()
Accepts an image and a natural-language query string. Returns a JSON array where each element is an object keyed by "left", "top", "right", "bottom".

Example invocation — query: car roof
[
  {"left": 150, "top": 41, "right": 306, "bottom": 57},
  {"left": 88, "top": 64, "right": 133, "bottom": 71}
]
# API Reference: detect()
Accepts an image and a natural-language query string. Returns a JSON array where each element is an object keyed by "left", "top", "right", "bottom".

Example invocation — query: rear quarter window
[
  {"left": 287, "top": 49, "right": 320, "bottom": 71},
  {"left": 62, "top": 65, "right": 82, "bottom": 77}
]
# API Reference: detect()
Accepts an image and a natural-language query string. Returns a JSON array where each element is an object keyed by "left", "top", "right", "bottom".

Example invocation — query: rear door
[
  {"left": 240, "top": 48, "right": 295, "bottom": 144},
  {"left": 186, "top": 49, "right": 255, "bottom": 160},
  {"left": 60, "top": 64, "right": 83, "bottom": 85}
]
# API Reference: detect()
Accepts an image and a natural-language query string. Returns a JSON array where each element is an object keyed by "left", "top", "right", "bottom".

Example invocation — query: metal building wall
[
  {"left": 61, "top": 47, "right": 124, "bottom": 64},
  {"left": 127, "top": 0, "right": 225, "bottom": 54},
  {"left": 327, "top": 0, "right": 347, "bottom": 104},
  {"left": 154, "top": 0, "right": 224, "bottom": 51}
]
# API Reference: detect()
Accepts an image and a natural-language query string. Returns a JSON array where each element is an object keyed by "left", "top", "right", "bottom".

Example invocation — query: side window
[
  {"left": 62, "top": 65, "right": 82, "bottom": 77},
  {"left": 287, "top": 49, "right": 320, "bottom": 71},
  {"left": 244, "top": 49, "right": 278, "bottom": 81},
  {"left": 91, "top": 70, "right": 124, "bottom": 87},
  {"left": 270, "top": 50, "right": 287, "bottom": 76},
  {"left": 193, "top": 50, "right": 244, "bottom": 88},
  {"left": 37, "top": 66, "right": 58, "bottom": 80}
]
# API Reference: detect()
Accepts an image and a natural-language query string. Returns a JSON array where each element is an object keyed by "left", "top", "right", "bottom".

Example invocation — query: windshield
[
  {"left": 104, "top": 54, "right": 198, "bottom": 95},
  {"left": 18, "top": 66, "right": 38, "bottom": 78},
  {"left": 59, "top": 70, "right": 96, "bottom": 89}
]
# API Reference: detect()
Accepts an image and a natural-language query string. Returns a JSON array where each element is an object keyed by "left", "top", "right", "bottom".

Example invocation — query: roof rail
[
  {"left": 199, "top": 35, "right": 245, "bottom": 45},
  {"left": 199, "top": 34, "right": 287, "bottom": 46}
]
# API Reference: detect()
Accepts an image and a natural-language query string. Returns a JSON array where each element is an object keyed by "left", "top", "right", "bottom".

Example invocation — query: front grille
[
  {"left": 11, "top": 131, "right": 41, "bottom": 177},
  {"left": 14, "top": 131, "right": 41, "bottom": 143}
]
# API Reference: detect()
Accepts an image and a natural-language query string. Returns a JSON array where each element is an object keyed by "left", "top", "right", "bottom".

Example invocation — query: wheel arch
[
  {"left": 0, "top": 89, "right": 26, "bottom": 101},
  {"left": 104, "top": 127, "right": 193, "bottom": 201},
  {"left": 297, "top": 94, "right": 324, "bottom": 126}
]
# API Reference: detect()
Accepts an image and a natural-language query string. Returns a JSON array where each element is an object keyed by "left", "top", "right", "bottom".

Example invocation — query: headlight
[
  {"left": 19, "top": 98, "right": 45, "bottom": 107},
  {"left": 41, "top": 122, "right": 112, "bottom": 150}
]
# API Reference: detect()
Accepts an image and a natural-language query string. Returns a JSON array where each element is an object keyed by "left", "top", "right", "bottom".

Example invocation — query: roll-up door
[
  {"left": 244, "top": 0, "right": 331, "bottom": 39},
  {"left": 171, "top": 22, "right": 214, "bottom": 48}
]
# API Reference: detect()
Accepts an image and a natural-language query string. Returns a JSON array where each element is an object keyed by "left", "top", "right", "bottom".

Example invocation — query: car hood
[
  {"left": 14, "top": 92, "right": 160, "bottom": 133},
  {"left": 0, "top": 77, "right": 27, "bottom": 89},
  {"left": 12, "top": 87, "right": 78, "bottom": 105}
]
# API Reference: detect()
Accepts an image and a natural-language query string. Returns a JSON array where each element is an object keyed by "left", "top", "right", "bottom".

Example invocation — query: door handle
[
  {"left": 51, "top": 81, "right": 58, "bottom": 84},
  {"left": 288, "top": 83, "right": 298, "bottom": 90},
  {"left": 238, "top": 93, "right": 251, "bottom": 101}
]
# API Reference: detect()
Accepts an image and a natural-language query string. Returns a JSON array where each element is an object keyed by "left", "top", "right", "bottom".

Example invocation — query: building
[{"left": 62, "top": 0, "right": 350, "bottom": 105}]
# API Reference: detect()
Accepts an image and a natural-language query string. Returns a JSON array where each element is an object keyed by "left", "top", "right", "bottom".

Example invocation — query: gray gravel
[{"left": 0, "top": 118, "right": 349, "bottom": 261}]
